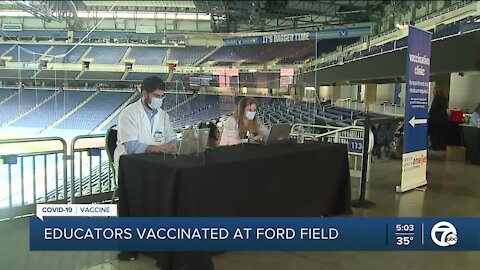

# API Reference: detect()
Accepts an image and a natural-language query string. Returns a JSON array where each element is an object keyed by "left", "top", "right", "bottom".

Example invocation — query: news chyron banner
[
  {"left": 30, "top": 214, "right": 480, "bottom": 251},
  {"left": 400, "top": 26, "right": 432, "bottom": 192}
]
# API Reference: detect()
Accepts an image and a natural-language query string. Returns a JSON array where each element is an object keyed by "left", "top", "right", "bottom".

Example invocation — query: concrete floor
[{"left": 1, "top": 157, "right": 479, "bottom": 270}]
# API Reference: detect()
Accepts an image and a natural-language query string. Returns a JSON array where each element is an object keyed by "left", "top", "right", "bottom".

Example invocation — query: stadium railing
[
  {"left": 0, "top": 134, "right": 116, "bottom": 220},
  {"left": 335, "top": 99, "right": 405, "bottom": 117},
  {"left": 0, "top": 137, "right": 68, "bottom": 220},
  {"left": 290, "top": 123, "right": 373, "bottom": 181},
  {"left": 69, "top": 134, "right": 114, "bottom": 204}
]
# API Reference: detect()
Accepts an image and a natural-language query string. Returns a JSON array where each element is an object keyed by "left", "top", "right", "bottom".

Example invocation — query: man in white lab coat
[
  {"left": 115, "top": 76, "right": 177, "bottom": 262},
  {"left": 114, "top": 76, "right": 177, "bottom": 174}
]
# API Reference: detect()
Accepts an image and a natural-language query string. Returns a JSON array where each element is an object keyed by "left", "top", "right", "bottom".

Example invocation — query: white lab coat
[
  {"left": 114, "top": 99, "right": 176, "bottom": 173},
  {"left": 219, "top": 116, "right": 269, "bottom": 146}
]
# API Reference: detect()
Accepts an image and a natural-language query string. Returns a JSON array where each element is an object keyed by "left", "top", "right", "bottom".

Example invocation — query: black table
[
  {"left": 118, "top": 141, "right": 352, "bottom": 269},
  {"left": 461, "top": 124, "right": 480, "bottom": 165},
  {"left": 447, "top": 121, "right": 463, "bottom": 146}
]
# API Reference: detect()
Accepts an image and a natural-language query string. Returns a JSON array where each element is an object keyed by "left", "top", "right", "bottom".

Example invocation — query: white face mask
[
  {"left": 149, "top": 97, "right": 164, "bottom": 110},
  {"left": 245, "top": 111, "right": 256, "bottom": 120}
]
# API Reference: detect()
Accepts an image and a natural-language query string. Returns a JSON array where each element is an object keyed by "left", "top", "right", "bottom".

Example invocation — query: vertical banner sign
[{"left": 399, "top": 26, "right": 432, "bottom": 192}]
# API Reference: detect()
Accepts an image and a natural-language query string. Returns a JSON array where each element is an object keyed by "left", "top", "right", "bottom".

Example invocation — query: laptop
[
  {"left": 264, "top": 124, "right": 292, "bottom": 144},
  {"left": 177, "top": 128, "right": 210, "bottom": 156}
]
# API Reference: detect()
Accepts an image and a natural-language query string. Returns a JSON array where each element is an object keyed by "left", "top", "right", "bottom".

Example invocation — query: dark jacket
[{"left": 429, "top": 95, "right": 448, "bottom": 122}]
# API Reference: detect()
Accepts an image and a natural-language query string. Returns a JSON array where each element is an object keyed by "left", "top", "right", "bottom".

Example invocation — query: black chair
[
  {"left": 105, "top": 125, "right": 118, "bottom": 203},
  {"left": 106, "top": 125, "right": 139, "bottom": 262}
]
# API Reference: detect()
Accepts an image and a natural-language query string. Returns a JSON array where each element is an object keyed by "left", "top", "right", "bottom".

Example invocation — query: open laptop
[
  {"left": 177, "top": 128, "right": 210, "bottom": 156},
  {"left": 264, "top": 124, "right": 292, "bottom": 144}
]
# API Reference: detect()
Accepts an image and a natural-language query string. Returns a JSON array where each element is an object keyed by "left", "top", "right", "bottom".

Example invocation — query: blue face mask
[
  {"left": 245, "top": 111, "right": 256, "bottom": 120},
  {"left": 149, "top": 97, "right": 164, "bottom": 110}
]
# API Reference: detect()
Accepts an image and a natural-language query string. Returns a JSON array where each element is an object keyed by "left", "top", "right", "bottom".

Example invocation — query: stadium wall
[
  {"left": 298, "top": 31, "right": 480, "bottom": 85},
  {"left": 449, "top": 72, "right": 480, "bottom": 110}
]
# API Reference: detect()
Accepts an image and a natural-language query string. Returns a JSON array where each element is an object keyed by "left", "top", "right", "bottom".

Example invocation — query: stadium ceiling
[
  {"left": 193, "top": 0, "right": 392, "bottom": 32},
  {"left": 81, "top": 1, "right": 197, "bottom": 9},
  {"left": 1, "top": 0, "right": 397, "bottom": 33}
]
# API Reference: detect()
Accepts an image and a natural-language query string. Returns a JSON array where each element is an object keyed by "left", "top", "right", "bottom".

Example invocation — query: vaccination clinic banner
[
  {"left": 399, "top": 26, "right": 432, "bottom": 192},
  {"left": 30, "top": 206, "right": 480, "bottom": 251}
]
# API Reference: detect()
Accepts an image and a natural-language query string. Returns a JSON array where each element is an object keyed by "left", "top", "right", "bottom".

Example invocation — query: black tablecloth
[
  {"left": 447, "top": 121, "right": 463, "bottom": 146},
  {"left": 119, "top": 141, "right": 351, "bottom": 217},
  {"left": 118, "top": 141, "right": 352, "bottom": 269},
  {"left": 461, "top": 125, "right": 480, "bottom": 165}
]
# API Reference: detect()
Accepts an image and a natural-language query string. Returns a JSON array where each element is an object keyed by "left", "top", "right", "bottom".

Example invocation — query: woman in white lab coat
[
  {"left": 114, "top": 76, "right": 177, "bottom": 173},
  {"left": 219, "top": 97, "right": 269, "bottom": 146}
]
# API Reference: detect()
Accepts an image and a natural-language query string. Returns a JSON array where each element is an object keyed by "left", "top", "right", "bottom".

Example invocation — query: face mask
[
  {"left": 245, "top": 111, "right": 256, "bottom": 120},
  {"left": 149, "top": 96, "right": 164, "bottom": 110}
]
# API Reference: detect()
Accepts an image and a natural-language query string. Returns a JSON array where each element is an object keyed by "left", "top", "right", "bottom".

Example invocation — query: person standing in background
[
  {"left": 468, "top": 103, "right": 480, "bottom": 126},
  {"left": 428, "top": 85, "right": 449, "bottom": 150}
]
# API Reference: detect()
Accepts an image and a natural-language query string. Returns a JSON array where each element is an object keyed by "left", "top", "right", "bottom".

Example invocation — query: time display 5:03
[{"left": 396, "top": 224, "right": 415, "bottom": 232}]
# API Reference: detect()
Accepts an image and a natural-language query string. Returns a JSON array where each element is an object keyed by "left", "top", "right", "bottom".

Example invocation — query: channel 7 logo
[{"left": 430, "top": 221, "right": 458, "bottom": 247}]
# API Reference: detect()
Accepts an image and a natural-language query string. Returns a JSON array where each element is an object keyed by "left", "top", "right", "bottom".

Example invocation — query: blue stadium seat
[
  {"left": 433, "top": 23, "right": 460, "bottom": 39},
  {"left": 127, "top": 47, "right": 168, "bottom": 65},
  {"left": 395, "top": 37, "right": 408, "bottom": 48},
  {"left": 101, "top": 94, "right": 142, "bottom": 131},
  {"left": 50, "top": 45, "right": 89, "bottom": 63},
  {"left": 0, "top": 44, "right": 14, "bottom": 56},
  {"left": 86, "top": 46, "right": 128, "bottom": 64},
  {"left": 55, "top": 91, "right": 133, "bottom": 131},
  {"left": 11, "top": 90, "right": 93, "bottom": 128},
  {"left": 4, "top": 45, "right": 51, "bottom": 62},
  {"left": 168, "top": 47, "right": 214, "bottom": 65},
  {"left": 0, "top": 89, "right": 55, "bottom": 125},
  {"left": 382, "top": 42, "right": 394, "bottom": 52},
  {"left": 124, "top": 72, "right": 168, "bottom": 82},
  {"left": 0, "top": 88, "right": 17, "bottom": 102}
]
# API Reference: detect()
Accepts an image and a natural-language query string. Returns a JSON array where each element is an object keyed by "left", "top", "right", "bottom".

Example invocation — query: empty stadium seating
[
  {"left": 1, "top": 43, "right": 217, "bottom": 69},
  {"left": 85, "top": 46, "right": 128, "bottom": 64},
  {"left": 54, "top": 91, "right": 133, "bottom": 131},
  {"left": 100, "top": 94, "right": 141, "bottom": 132},
  {"left": 260, "top": 99, "right": 371, "bottom": 128},
  {"left": 206, "top": 42, "right": 314, "bottom": 64},
  {"left": 101, "top": 92, "right": 191, "bottom": 131},
  {"left": 124, "top": 72, "right": 168, "bottom": 82},
  {"left": 0, "top": 88, "right": 16, "bottom": 102},
  {"left": 52, "top": 45, "right": 89, "bottom": 64},
  {"left": 323, "top": 15, "right": 480, "bottom": 67},
  {"left": 79, "top": 71, "right": 123, "bottom": 81},
  {"left": 0, "top": 86, "right": 403, "bottom": 160},
  {"left": 0, "top": 89, "right": 55, "bottom": 125},
  {"left": 3, "top": 44, "right": 51, "bottom": 62},
  {"left": 460, "top": 16, "right": 480, "bottom": 32},
  {"left": 168, "top": 46, "right": 214, "bottom": 65},
  {"left": 126, "top": 47, "right": 168, "bottom": 65},
  {"left": 0, "top": 44, "right": 13, "bottom": 56},
  {"left": 34, "top": 70, "right": 80, "bottom": 80},
  {"left": 11, "top": 90, "right": 93, "bottom": 129},
  {"left": 166, "top": 73, "right": 190, "bottom": 90},
  {"left": 170, "top": 95, "right": 221, "bottom": 128},
  {"left": 207, "top": 38, "right": 359, "bottom": 66}
]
